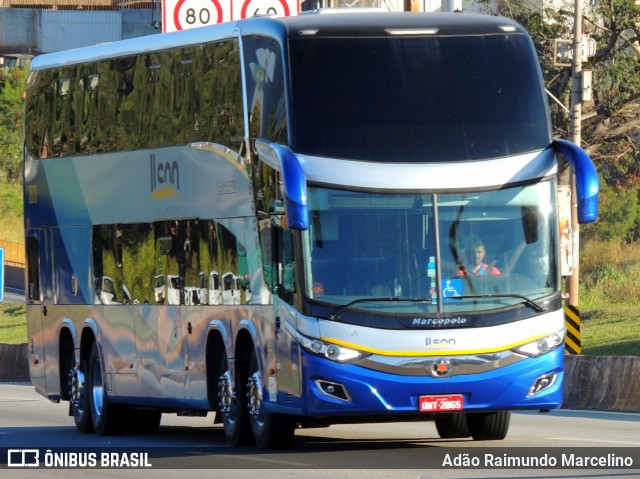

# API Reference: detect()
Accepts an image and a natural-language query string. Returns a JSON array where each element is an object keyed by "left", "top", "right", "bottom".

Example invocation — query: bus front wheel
[
  {"left": 435, "top": 413, "right": 470, "bottom": 439},
  {"left": 466, "top": 411, "right": 511, "bottom": 440},
  {"left": 247, "top": 352, "right": 296, "bottom": 448}
]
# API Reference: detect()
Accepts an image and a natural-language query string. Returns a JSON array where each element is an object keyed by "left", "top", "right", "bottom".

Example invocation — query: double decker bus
[{"left": 23, "top": 11, "right": 599, "bottom": 448}]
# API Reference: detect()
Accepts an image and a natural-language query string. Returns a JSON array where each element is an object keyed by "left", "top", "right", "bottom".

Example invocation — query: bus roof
[{"left": 29, "top": 12, "right": 527, "bottom": 72}]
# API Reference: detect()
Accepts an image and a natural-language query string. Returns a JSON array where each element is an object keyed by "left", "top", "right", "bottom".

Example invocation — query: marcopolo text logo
[{"left": 411, "top": 317, "right": 468, "bottom": 327}]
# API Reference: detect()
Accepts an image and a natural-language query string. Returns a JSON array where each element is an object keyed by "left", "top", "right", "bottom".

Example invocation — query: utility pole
[{"left": 568, "top": 0, "right": 583, "bottom": 308}]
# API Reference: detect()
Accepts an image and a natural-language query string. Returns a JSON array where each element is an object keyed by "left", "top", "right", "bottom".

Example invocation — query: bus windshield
[
  {"left": 289, "top": 34, "right": 550, "bottom": 162},
  {"left": 304, "top": 181, "right": 558, "bottom": 314}
]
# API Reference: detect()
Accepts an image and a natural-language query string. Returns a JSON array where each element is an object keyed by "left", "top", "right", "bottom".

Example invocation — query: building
[
  {"left": 1, "top": 1, "right": 155, "bottom": 9},
  {"left": 0, "top": 2, "right": 161, "bottom": 55}
]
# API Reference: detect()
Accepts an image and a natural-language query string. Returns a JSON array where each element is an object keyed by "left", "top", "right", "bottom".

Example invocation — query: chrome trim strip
[{"left": 356, "top": 351, "right": 526, "bottom": 377}]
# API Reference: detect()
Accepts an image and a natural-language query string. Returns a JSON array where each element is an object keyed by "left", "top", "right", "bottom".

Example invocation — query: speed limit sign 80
[{"left": 163, "top": 0, "right": 299, "bottom": 32}]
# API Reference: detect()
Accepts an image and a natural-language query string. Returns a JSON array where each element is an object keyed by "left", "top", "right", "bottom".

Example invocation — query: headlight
[
  {"left": 513, "top": 329, "right": 566, "bottom": 357},
  {"left": 296, "top": 332, "right": 370, "bottom": 363}
]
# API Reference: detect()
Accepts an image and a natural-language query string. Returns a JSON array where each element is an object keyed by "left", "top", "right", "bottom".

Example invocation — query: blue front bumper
[{"left": 290, "top": 347, "right": 563, "bottom": 417}]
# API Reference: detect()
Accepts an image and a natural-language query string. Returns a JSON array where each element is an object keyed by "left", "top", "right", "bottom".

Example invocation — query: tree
[
  {"left": 478, "top": 0, "right": 640, "bottom": 242},
  {"left": 0, "top": 66, "right": 27, "bottom": 184}
]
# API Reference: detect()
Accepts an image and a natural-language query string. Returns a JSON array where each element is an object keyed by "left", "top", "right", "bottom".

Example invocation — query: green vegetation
[
  {"left": 0, "top": 66, "right": 26, "bottom": 243},
  {"left": 579, "top": 241, "right": 640, "bottom": 355},
  {"left": 580, "top": 240, "right": 640, "bottom": 308},
  {"left": 0, "top": 303, "right": 26, "bottom": 345},
  {"left": 581, "top": 307, "right": 640, "bottom": 356},
  {"left": 0, "top": 67, "right": 26, "bottom": 186},
  {"left": 0, "top": 182, "right": 23, "bottom": 243}
]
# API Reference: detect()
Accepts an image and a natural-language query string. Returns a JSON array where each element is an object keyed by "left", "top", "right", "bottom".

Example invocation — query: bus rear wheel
[
  {"left": 218, "top": 353, "right": 253, "bottom": 446},
  {"left": 70, "top": 361, "right": 94, "bottom": 433},
  {"left": 466, "top": 411, "right": 511, "bottom": 441},
  {"left": 247, "top": 352, "right": 296, "bottom": 449},
  {"left": 87, "top": 342, "right": 127, "bottom": 436}
]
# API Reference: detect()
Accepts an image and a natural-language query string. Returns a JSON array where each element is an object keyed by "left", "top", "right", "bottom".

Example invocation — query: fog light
[
  {"left": 528, "top": 372, "right": 558, "bottom": 396},
  {"left": 316, "top": 380, "right": 351, "bottom": 402}
]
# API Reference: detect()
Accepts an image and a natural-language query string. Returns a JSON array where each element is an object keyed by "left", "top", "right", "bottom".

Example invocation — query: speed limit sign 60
[
  {"left": 237, "top": 0, "right": 292, "bottom": 20},
  {"left": 163, "top": 0, "right": 299, "bottom": 32}
]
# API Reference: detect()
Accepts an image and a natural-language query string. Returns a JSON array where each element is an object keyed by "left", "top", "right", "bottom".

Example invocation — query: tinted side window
[{"left": 243, "top": 36, "right": 287, "bottom": 143}]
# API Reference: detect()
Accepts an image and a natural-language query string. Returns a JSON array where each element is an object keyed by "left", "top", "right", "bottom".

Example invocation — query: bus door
[
  {"left": 25, "top": 228, "right": 55, "bottom": 397},
  {"left": 271, "top": 216, "right": 303, "bottom": 405}
]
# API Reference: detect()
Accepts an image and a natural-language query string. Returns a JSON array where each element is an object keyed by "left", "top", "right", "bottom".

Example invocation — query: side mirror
[
  {"left": 553, "top": 139, "right": 599, "bottom": 224},
  {"left": 255, "top": 141, "right": 309, "bottom": 230}
]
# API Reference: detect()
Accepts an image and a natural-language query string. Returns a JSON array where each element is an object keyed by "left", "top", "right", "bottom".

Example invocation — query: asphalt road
[
  {"left": 1, "top": 288, "right": 24, "bottom": 304},
  {"left": 0, "top": 383, "right": 639, "bottom": 479}
]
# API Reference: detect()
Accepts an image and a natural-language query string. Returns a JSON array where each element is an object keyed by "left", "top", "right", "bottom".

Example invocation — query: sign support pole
[{"left": 568, "top": 0, "right": 582, "bottom": 309}]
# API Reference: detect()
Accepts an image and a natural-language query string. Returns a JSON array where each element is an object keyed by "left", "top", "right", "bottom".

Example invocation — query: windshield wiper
[
  {"left": 328, "top": 297, "right": 430, "bottom": 321},
  {"left": 326, "top": 293, "right": 544, "bottom": 321},
  {"left": 448, "top": 293, "right": 545, "bottom": 312}
]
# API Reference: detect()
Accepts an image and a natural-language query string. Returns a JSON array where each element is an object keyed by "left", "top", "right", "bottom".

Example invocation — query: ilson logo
[
  {"left": 150, "top": 153, "right": 180, "bottom": 199},
  {"left": 425, "top": 338, "right": 456, "bottom": 346}
]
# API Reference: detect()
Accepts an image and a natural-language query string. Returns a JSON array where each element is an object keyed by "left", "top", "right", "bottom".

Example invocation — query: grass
[
  {"left": 581, "top": 306, "right": 640, "bottom": 355},
  {"left": 577, "top": 241, "right": 640, "bottom": 355},
  {"left": 0, "top": 182, "right": 24, "bottom": 243},
  {"left": 0, "top": 302, "right": 27, "bottom": 344}
]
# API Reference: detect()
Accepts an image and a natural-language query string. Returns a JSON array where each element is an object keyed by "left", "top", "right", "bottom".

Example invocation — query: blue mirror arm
[
  {"left": 270, "top": 143, "right": 309, "bottom": 230},
  {"left": 553, "top": 139, "right": 600, "bottom": 224}
]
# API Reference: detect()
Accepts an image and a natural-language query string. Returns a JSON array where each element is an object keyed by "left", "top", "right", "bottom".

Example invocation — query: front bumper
[{"left": 295, "top": 346, "right": 563, "bottom": 417}]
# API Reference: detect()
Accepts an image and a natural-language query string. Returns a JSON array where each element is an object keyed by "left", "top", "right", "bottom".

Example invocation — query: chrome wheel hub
[
  {"left": 69, "top": 368, "right": 85, "bottom": 409},
  {"left": 218, "top": 370, "right": 233, "bottom": 414},
  {"left": 247, "top": 372, "right": 263, "bottom": 419}
]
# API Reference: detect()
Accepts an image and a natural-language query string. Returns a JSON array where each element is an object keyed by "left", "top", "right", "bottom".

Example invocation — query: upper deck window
[{"left": 288, "top": 33, "right": 551, "bottom": 162}]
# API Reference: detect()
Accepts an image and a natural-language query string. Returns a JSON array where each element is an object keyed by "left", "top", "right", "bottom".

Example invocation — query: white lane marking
[
  {"left": 216, "top": 454, "right": 315, "bottom": 467},
  {"left": 550, "top": 437, "right": 640, "bottom": 446},
  {"left": 0, "top": 399, "right": 40, "bottom": 402}
]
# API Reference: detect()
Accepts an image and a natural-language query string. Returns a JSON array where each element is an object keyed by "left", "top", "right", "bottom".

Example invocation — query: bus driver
[{"left": 458, "top": 236, "right": 501, "bottom": 276}]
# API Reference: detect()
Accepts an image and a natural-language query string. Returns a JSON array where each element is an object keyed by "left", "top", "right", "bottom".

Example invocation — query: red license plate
[{"left": 419, "top": 394, "right": 464, "bottom": 412}]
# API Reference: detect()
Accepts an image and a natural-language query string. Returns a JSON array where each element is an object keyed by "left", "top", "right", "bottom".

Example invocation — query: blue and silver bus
[{"left": 24, "top": 12, "right": 599, "bottom": 448}]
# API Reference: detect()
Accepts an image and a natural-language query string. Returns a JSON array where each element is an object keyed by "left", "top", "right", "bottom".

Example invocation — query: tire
[
  {"left": 127, "top": 409, "right": 162, "bottom": 435},
  {"left": 466, "top": 411, "right": 511, "bottom": 441},
  {"left": 218, "top": 353, "right": 253, "bottom": 446},
  {"left": 247, "top": 352, "right": 296, "bottom": 449},
  {"left": 435, "top": 413, "right": 470, "bottom": 439},
  {"left": 87, "top": 342, "right": 127, "bottom": 436},
  {"left": 70, "top": 360, "right": 94, "bottom": 434}
]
